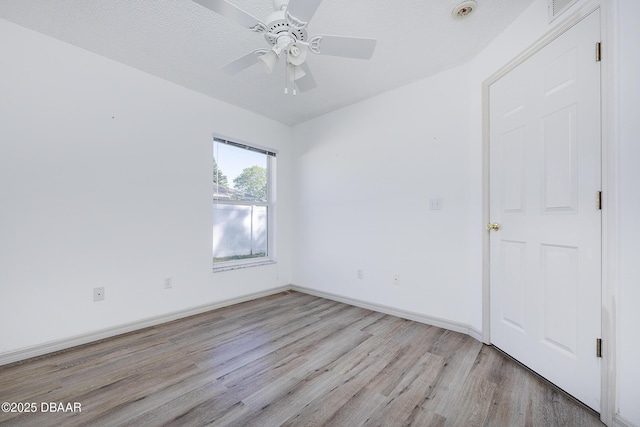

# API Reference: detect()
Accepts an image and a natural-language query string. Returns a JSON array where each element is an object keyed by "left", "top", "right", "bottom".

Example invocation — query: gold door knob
[{"left": 486, "top": 223, "right": 500, "bottom": 231}]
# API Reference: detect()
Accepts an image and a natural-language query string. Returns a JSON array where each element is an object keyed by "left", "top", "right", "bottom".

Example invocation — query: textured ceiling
[{"left": 0, "top": 0, "right": 535, "bottom": 126}]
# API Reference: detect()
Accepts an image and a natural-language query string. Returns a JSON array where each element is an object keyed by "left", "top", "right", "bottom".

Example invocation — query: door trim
[{"left": 481, "top": 2, "right": 615, "bottom": 424}]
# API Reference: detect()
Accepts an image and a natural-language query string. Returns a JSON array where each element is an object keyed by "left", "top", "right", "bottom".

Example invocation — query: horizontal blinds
[{"left": 214, "top": 137, "right": 276, "bottom": 157}]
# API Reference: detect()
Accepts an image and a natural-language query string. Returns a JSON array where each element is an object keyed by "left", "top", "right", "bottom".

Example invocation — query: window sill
[{"left": 212, "top": 259, "right": 276, "bottom": 273}]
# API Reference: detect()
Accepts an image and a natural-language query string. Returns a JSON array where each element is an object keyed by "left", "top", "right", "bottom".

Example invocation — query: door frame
[{"left": 481, "top": 1, "right": 616, "bottom": 424}]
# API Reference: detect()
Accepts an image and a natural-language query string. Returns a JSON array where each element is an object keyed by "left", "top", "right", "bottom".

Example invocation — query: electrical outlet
[
  {"left": 393, "top": 274, "right": 400, "bottom": 286},
  {"left": 164, "top": 277, "right": 173, "bottom": 289},
  {"left": 429, "top": 198, "right": 443, "bottom": 210},
  {"left": 357, "top": 269, "right": 364, "bottom": 280},
  {"left": 93, "top": 287, "right": 105, "bottom": 302}
]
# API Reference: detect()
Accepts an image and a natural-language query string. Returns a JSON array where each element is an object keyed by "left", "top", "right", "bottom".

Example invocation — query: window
[{"left": 212, "top": 136, "right": 276, "bottom": 270}]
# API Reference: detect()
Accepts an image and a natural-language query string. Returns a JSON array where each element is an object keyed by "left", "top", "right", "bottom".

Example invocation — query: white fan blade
[
  {"left": 309, "top": 35, "right": 377, "bottom": 59},
  {"left": 220, "top": 50, "right": 266, "bottom": 74},
  {"left": 285, "top": 0, "right": 323, "bottom": 27},
  {"left": 193, "top": 0, "right": 265, "bottom": 31},
  {"left": 295, "top": 63, "right": 317, "bottom": 92}
]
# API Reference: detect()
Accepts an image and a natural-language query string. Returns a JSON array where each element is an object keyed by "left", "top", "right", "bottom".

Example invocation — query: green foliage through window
[{"left": 233, "top": 165, "right": 267, "bottom": 202}]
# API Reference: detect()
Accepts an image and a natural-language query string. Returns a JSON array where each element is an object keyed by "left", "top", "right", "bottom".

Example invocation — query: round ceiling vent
[{"left": 452, "top": 0, "right": 478, "bottom": 19}]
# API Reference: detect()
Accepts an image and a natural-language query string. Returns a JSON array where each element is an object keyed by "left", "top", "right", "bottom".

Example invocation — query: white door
[{"left": 489, "top": 10, "right": 601, "bottom": 410}]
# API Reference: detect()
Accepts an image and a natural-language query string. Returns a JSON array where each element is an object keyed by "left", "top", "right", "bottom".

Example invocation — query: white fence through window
[{"left": 213, "top": 204, "right": 267, "bottom": 261}]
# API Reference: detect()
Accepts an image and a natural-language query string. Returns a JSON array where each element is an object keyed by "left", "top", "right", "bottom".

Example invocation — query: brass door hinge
[
  {"left": 596, "top": 42, "right": 602, "bottom": 62},
  {"left": 596, "top": 338, "right": 602, "bottom": 358}
]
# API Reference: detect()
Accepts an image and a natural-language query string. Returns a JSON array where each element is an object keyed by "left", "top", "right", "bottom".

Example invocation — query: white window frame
[{"left": 212, "top": 134, "right": 277, "bottom": 272}]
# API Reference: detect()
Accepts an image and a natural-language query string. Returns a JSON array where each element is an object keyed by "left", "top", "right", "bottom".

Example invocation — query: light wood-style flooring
[{"left": 0, "top": 291, "right": 603, "bottom": 426}]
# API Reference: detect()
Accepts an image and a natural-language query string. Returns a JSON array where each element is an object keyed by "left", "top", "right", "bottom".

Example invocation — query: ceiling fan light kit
[
  {"left": 259, "top": 50, "right": 280, "bottom": 74},
  {"left": 286, "top": 43, "right": 307, "bottom": 66},
  {"left": 193, "top": 0, "right": 377, "bottom": 94}
]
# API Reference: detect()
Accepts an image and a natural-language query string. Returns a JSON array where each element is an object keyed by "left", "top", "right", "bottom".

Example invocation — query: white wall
[
  {"left": 0, "top": 19, "right": 293, "bottom": 355},
  {"left": 614, "top": 0, "right": 640, "bottom": 424},
  {"left": 291, "top": 64, "right": 475, "bottom": 328},
  {"left": 290, "top": 0, "right": 555, "bottom": 339},
  {"left": 292, "top": 0, "right": 639, "bottom": 424},
  {"left": 2, "top": 0, "right": 638, "bottom": 424}
]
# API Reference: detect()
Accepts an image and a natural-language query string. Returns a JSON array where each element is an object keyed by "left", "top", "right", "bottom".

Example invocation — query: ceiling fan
[{"left": 193, "top": 0, "right": 377, "bottom": 94}]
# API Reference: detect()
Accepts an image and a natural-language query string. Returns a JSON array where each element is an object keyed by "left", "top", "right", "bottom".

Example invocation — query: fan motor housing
[{"left": 264, "top": 10, "right": 307, "bottom": 45}]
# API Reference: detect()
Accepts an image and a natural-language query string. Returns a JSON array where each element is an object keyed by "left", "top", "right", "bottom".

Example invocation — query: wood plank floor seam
[{"left": 0, "top": 291, "right": 603, "bottom": 426}]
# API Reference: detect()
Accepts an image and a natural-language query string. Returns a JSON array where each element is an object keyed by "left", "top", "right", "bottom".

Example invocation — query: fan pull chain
[
  {"left": 292, "top": 66, "right": 297, "bottom": 96},
  {"left": 283, "top": 61, "right": 297, "bottom": 95},
  {"left": 284, "top": 61, "right": 289, "bottom": 95}
]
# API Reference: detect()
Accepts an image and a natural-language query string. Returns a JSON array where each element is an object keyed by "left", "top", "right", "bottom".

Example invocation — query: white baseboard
[
  {"left": 290, "top": 285, "right": 483, "bottom": 342},
  {"left": 0, "top": 286, "right": 290, "bottom": 367},
  {"left": 467, "top": 326, "right": 484, "bottom": 342},
  {"left": 1, "top": 284, "right": 485, "bottom": 367},
  {"left": 614, "top": 414, "right": 639, "bottom": 427}
]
